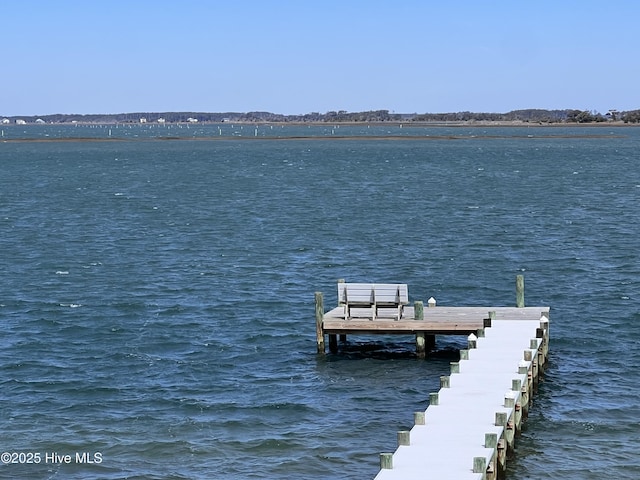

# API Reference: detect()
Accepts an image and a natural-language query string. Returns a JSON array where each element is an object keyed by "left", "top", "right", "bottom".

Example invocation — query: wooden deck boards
[{"left": 322, "top": 306, "right": 549, "bottom": 335}]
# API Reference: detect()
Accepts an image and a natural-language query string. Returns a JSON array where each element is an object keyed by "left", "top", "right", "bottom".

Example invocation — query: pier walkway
[
  {"left": 313, "top": 277, "right": 550, "bottom": 479},
  {"left": 374, "top": 314, "right": 549, "bottom": 479}
]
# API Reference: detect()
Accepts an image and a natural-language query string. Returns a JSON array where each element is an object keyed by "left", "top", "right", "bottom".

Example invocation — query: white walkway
[{"left": 374, "top": 315, "right": 549, "bottom": 480}]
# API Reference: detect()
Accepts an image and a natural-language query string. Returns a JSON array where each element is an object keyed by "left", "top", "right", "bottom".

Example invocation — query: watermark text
[{"left": 1, "top": 451, "right": 102, "bottom": 465}]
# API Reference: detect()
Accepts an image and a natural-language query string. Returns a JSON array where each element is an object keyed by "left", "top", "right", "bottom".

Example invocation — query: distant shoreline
[
  {"left": 1, "top": 120, "right": 636, "bottom": 127},
  {"left": 2, "top": 107, "right": 638, "bottom": 125}
]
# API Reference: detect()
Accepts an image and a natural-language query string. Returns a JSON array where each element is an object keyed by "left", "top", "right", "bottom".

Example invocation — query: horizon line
[{"left": 1, "top": 107, "right": 631, "bottom": 119}]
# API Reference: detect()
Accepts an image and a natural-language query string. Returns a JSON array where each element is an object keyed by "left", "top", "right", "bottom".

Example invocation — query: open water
[{"left": 1, "top": 124, "right": 639, "bottom": 479}]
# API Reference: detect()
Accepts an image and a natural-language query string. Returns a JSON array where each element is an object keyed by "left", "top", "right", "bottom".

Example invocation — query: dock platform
[{"left": 313, "top": 277, "right": 550, "bottom": 479}]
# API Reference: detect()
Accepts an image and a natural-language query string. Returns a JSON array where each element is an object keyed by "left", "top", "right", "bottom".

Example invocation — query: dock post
[
  {"left": 516, "top": 275, "right": 525, "bottom": 307},
  {"left": 337, "top": 279, "right": 347, "bottom": 343},
  {"left": 519, "top": 360, "right": 531, "bottom": 419},
  {"left": 512, "top": 379, "right": 523, "bottom": 432},
  {"left": 485, "top": 433, "right": 498, "bottom": 480},
  {"left": 530, "top": 339, "right": 540, "bottom": 393},
  {"left": 418, "top": 300, "right": 437, "bottom": 351},
  {"left": 397, "top": 430, "right": 410, "bottom": 446},
  {"left": 536, "top": 327, "right": 545, "bottom": 375},
  {"left": 414, "top": 300, "right": 424, "bottom": 320},
  {"left": 497, "top": 407, "right": 515, "bottom": 455},
  {"left": 539, "top": 313, "right": 550, "bottom": 367},
  {"left": 496, "top": 438, "right": 507, "bottom": 478},
  {"left": 495, "top": 411, "right": 508, "bottom": 473},
  {"left": 415, "top": 333, "right": 426, "bottom": 359},
  {"left": 414, "top": 300, "right": 426, "bottom": 358},
  {"left": 380, "top": 453, "right": 393, "bottom": 469},
  {"left": 472, "top": 456, "right": 486, "bottom": 476},
  {"left": 314, "top": 292, "right": 325, "bottom": 354},
  {"left": 329, "top": 334, "right": 338, "bottom": 353}
]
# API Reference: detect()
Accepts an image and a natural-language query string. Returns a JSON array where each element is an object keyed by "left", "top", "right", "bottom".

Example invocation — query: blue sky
[{"left": 2, "top": 1, "right": 639, "bottom": 116}]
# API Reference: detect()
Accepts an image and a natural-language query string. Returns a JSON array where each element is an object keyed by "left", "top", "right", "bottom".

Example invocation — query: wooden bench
[{"left": 337, "top": 283, "right": 409, "bottom": 321}]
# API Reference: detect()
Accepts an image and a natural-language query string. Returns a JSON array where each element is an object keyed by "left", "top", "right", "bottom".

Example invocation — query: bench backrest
[{"left": 338, "top": 283, "right": 409, "bottom": 305}]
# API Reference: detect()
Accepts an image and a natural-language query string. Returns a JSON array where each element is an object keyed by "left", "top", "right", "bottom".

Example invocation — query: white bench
[{"left": 337, "top": 283, "right": 409, "bottom": 321}]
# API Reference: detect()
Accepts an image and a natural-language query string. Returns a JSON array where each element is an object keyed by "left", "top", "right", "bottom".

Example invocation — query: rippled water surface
[{"left": 1, "top": 125, "right": 639, "bottom": 479}]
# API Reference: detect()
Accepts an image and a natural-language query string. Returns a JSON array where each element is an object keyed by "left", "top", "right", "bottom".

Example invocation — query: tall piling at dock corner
[{"left": 313, "top": 277, "right": 550, "bottom": 479}]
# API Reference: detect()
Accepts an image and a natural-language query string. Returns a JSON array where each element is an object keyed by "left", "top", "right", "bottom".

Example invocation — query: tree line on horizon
[{"left": 4, "top": 108, "right": 640, "bottom": 124}]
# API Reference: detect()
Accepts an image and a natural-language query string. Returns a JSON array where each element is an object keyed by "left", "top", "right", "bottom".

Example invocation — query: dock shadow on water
[{"left": 326, "top": 338, "right": 464, "bottom": 361}]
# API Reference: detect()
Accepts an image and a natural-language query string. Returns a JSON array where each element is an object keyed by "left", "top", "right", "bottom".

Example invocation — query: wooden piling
[
  {"left": 539, "top": 314, "right": 550, "bottom": 371},
  {"left": 485, "top": 432, "right": 498, "bottom": 448},
  {"left": 380, "top": 453, "right": 393, "bottom": 469},
  {"left": 414, "top": 300, "right": 424, "bottom": 320},
  {"left": 519, "top": 364, "right": 530, "bottom": 418},
  {"left": 415, "top": 333, "right": 426, "bottom": 359},
  {"left": 337, "top": 280, "right": 347, "bottom": 343},
  {"left": 485, "top": 433, "right": 498, "bottom": 480},
  {"left": 315, "top": 292, "right": 325, "bottom": 354},
  {"left": 512, "top": 379, "right": 523, "bottom": 433},
  {"left": 516, "top": 275, "right": 525, "bottom": 307},
  {"left": 496, "top": 436, "right": 507, "bottom": 478},
  {"left": 397, "top": 430, "right": 410, "bottom": 446},
  {"left": 329, "top": 334, "right": 338, "bottom": 353},
  {"left": 472, "top": 456, "right": 486, "bottom": 475},
  {"left": 414, "top": 301, "right": 426, "bottom": 358}
]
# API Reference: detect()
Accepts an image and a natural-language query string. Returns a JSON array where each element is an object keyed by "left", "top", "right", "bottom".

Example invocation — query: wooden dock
[
  {"left": 315, "top": 275, "right": 536, "bottom": 356},
  {"left": 373, "top": 314, "right": 549, "bottom": 479},
  {"left": 314, "top": 276, "right": 550, "bottom": 479}
]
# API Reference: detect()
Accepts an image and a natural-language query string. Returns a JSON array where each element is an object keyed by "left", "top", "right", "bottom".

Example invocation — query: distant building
[
  {"left": 157, "top": 118, "right": 166, "bottom": 123},
  {"left": 35, "top": 118, "right": 46, "bottom": 124},
  {"left": 187, "top": 117, "right": 198, "bottom": 123},
  {"left": 1, "top": 118, "right": 9, "bottom": 124},
  {"left": 139, "top": 118, "right": 147, "bottom": 123},
  {"left": 15, "top": 119, "right": 26, "bottom": 125}
]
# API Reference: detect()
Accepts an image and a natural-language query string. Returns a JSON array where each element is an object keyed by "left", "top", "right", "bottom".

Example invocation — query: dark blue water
[{"left": 1, "top": 125, "right": 639, "bottom": 479}]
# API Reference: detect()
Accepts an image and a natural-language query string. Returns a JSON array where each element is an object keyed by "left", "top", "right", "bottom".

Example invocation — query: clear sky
[{"left": 2, "top": 0, "right": 639, "bottom": 116}]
